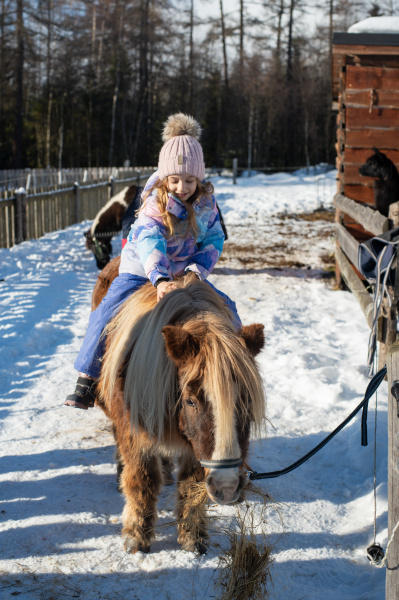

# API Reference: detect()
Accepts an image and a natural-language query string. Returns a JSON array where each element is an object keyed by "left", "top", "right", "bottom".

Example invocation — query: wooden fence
[
  {"left": 0, "top": 166, "right": 155, "bottom": 197},
  {"left": 334, "top": 192, "right": 399, "bottom": 596},
  {"left": 334, "top": 194, "right": 398, "bottom": 369},
  {"left": 0, "top": 171, "right": 153, "bottom": 249}
]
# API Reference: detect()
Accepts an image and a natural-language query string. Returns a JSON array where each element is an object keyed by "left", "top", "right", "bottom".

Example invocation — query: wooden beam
[
  {"left": 346, "top": 65, "right": 399, "bottom": 90},
  {"left": 344, "top": 185, "right": 375, "bottom": 204},
  {"left": 334, "top": 193, "right": 389, "bottom": 235},
  {"left": 386, "top": 340, "right": 399, "bottom": 599},
  {"left": 346, "top": 106, "right": 399, "bottom": 129},
  {"left": 345, "top": 90, "right": 399, "bottom": 110},
  {"left": 345, "top": 129, "right": 399, "bottom": 150},
  {"left": 344, "top": 166, "right": 376, "bottom": 186},
  {"left": 336, "top": 222, "right": 360, "bottom": 266},
  {"left": 345, "top": 148, "right": 399, "bottom": 165},
  {"left": 335, "top": 246, "right": 373, "bottom": 328}
]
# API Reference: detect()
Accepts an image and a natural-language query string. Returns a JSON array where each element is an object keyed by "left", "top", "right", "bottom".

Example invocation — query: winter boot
[{"left": 64, "top": 377, "right": 97, "bottom": 409}]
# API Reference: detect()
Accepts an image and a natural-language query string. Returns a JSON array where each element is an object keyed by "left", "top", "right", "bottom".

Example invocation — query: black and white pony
[{"left": 85, "top": 185, "right": 140, "bottom": 269}]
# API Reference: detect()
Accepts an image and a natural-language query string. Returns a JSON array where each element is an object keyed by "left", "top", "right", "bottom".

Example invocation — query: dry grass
[
  {"left": 178, "top": 480, "right": 209, "bottom": 508},
  {"left": 216, "top": 520, "right": 272, "bottom": 600},
  {"left": 155, "top": 478, "right": 277, "bottom": 600},
  {"left": 213, "top": 480, "right": 276, "bottom": 600},
  {"left": 285, "top": 208, "right": 335, "bottom": 222}
]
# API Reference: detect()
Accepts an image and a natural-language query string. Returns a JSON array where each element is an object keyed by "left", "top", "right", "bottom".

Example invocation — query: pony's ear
[
  {"left": 162, "top": 325, "right": 201, "bottom": 365},
  {"left": 372, "top": 146, "right": 382, "bottom": 157},
  {"left": 240, "top": 324, "right": 265, "bottom": 356}
]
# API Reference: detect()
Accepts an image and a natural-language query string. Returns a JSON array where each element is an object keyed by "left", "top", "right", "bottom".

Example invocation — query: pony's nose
[
  {"left": 213, "top": 486, "right": 238, "bottom": 504},
  {"left": 205, "top": 468, "right": 241, "bottom": 505}
]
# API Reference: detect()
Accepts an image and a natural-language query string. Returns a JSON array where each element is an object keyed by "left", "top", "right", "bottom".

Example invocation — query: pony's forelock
[{"left": 179, "top": 316, "right": 265, "bottom": 454}]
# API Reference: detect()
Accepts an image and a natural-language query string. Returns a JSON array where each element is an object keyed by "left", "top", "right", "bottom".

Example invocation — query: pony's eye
[{"left": 185, "top": 398, "right": 197, "bottom": 408}]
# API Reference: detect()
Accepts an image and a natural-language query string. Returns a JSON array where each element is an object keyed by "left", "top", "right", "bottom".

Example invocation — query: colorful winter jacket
[{"left": 119, "top": 175, "right": 224, "bottom": 286}]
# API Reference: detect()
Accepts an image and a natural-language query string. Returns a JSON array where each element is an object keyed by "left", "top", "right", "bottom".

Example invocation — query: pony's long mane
[{"left": 99, "top": 276, "right": 265, "bottom": 443}]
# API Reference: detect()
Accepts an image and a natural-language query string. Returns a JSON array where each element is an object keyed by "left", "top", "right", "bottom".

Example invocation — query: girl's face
[{"left": 167, "top": 174, "right": 197, "bottom": 202}]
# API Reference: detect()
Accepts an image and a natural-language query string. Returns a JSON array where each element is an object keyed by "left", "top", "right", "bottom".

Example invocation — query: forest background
[{"left": 0, "top": 0, "right": 397, "bottom": 173}]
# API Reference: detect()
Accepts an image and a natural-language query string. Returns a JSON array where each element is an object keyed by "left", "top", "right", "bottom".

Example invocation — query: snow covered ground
[{"left": 0, "top": 169, "right": 388, "bottom": 599}]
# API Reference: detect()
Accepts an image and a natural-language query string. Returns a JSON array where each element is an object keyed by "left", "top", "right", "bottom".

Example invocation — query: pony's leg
[
  {"left": 108, "top": 424, "right": 125, "bottom": 492},
  {"left": 176, "top": 455, "right": 208, "bottom": 555},
  {"left": 120, "top": 444, "right": 162, "bottom": 554},
  {"left": 161, "top": 455, "right": 174, "bottom": 486}
]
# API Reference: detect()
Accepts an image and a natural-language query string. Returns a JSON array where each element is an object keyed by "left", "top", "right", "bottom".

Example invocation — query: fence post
[
  {"left": 14, "top": 187, "right": 27, "bottom": 244},
  {"left": 109, "top": 175, "right": 115, "bottom": 199},
  {"left": 379, "top": 202, "right": 399, "bottom": 370},
  {"left": 74, "top": 182, "right": 80, "bottom": 223},
  {"left": 386, "top": 341, "right": 399, "bottom": 598},
  {"left": 232, "top": 158, "right": 238, "bottom": 185},
  {"left": 136, "top": 169, "right": 141, "bottom": 186}
]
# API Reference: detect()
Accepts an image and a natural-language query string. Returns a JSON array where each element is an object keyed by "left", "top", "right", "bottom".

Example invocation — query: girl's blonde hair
[{"left": 141, "top": 178, "right": 215, "bottom": 239}]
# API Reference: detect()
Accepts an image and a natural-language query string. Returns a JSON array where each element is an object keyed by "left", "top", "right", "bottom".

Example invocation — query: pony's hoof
[
  {"left": 180, "top": 538, "right": 208, "bottom": 555},
  {"left": 123, "top": 536, "right": 150, "bottom": 554}
]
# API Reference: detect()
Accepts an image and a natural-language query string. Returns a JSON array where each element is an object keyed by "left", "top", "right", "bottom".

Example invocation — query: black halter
[{"left": 200, "top": 457, "right": 243, "bottom": 470}]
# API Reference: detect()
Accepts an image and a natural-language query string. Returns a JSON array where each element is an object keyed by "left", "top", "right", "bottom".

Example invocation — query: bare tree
[
  {"left": 14, "top": 0, "right": 24, "bottom": 168},
  {"left": 219, "top": 0, "right": 229, "bottom": 90}
]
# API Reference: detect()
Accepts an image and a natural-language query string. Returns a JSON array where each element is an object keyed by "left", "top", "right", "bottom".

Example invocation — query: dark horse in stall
[
  {"left": 93, "top": 271, "right": 265, "bottom": 554},
  {"left": 359, "top": 147, "right": 399, "bottom": 217}
]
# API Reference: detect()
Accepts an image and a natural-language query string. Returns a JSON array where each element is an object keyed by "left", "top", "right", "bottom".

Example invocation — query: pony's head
[
  {"left": 100, "top": 276, "right": 266, "bottom": 505},
  {"left": 162, "top": 318, "right": 265, "bottom": 504}
]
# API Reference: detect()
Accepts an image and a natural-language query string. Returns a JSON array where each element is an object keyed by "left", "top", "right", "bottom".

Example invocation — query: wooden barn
[
  {"left": 333, "top": 30, "right": 399, "bottom": 206},
  {"left": 332, "top": 29, "right": 399, "bottom": 329},
  {"left": 332, "top": 28, "right": 399, "bottom": 599}
]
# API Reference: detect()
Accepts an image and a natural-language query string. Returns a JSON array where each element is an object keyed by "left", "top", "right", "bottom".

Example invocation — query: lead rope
[
  {"left": 367, "top": 357, "right": 385, "bottom": 565},
  {"left": 373, "top": 383, "right": 378, "bottom": 545}
]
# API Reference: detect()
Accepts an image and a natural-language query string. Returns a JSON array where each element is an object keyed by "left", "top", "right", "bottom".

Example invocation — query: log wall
[{"left": 337, "top": 64, "right": 399, "bottom": 204}]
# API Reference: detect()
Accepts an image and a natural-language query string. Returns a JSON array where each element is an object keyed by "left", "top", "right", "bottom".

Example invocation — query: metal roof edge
[{"left": 333, "top": 32, "right": 399, "bottom": 47}]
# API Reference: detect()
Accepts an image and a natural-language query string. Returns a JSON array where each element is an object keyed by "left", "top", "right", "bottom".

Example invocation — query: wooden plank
[
  {"left": 343, "top": 165, "right": 399, "bottom": 186},
  {"left": 346, "top": 106, "right": 399, "bottom": 129},
  {"left": 336, "top": 112, "right": 345, "bottom": 128},
  {"left": 333, "top": 48, "right": 399, "bottom": 98},
  {"left": 347, "top": 167, "right": 399, "bottom": 186},
  {"left": 345, "top": 148, "right": 399, "bottom": 165},
  {"left": 335, "top": 221, "right": 360, "bottom": 266},
  {"left": 344, "top": 165, "right": 375, "bottom": 186},
  {"left": 346, "top": 89, "right": 399, "bottom": 109},
  {"left": 344, "top": 184, "right": 375, "bottom": 204},
  {"left": 347, "top": 65, "right": 399, "bottom": 90},
  {"left": 334, "top": 193, "right": 389, "bottom": 235},
  {"left": 344, "top": 222, "right": 375, "bottom": 241},
  {"left": 345, "top": 129, "right": 399, "bottom": 149},
  {"left": 0, "top": 198, "right": 15, "bottom": 248},
  {"left": 335, "top": 246, "right": 373, "bottom": 328},
  {"left": 386, "top": 341, "right": 399, "bottom": 598}
]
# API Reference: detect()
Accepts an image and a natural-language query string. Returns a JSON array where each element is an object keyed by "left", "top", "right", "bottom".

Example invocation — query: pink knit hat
[{"left": 158, "top": 113, "right": 205, "bottom": 181}]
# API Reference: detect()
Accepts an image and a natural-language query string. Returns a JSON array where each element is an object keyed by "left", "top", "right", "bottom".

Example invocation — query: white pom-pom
[{"left": 162, "top": 113, "right": 202, "bottom": 142}]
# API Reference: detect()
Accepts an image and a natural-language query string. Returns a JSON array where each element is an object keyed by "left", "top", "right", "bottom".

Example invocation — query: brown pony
[{"left": 96, "top": 274, "right": 266, "bottom": 555}]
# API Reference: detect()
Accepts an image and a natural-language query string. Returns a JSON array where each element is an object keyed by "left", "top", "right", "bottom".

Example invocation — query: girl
[{"left": 65, "top": 113, "right": 241, "bottom": 409}]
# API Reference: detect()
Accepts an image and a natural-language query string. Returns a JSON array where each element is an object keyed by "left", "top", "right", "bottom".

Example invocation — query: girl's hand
[{"left": 156, "top": 280, "right": 179, "bottom": 302}]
